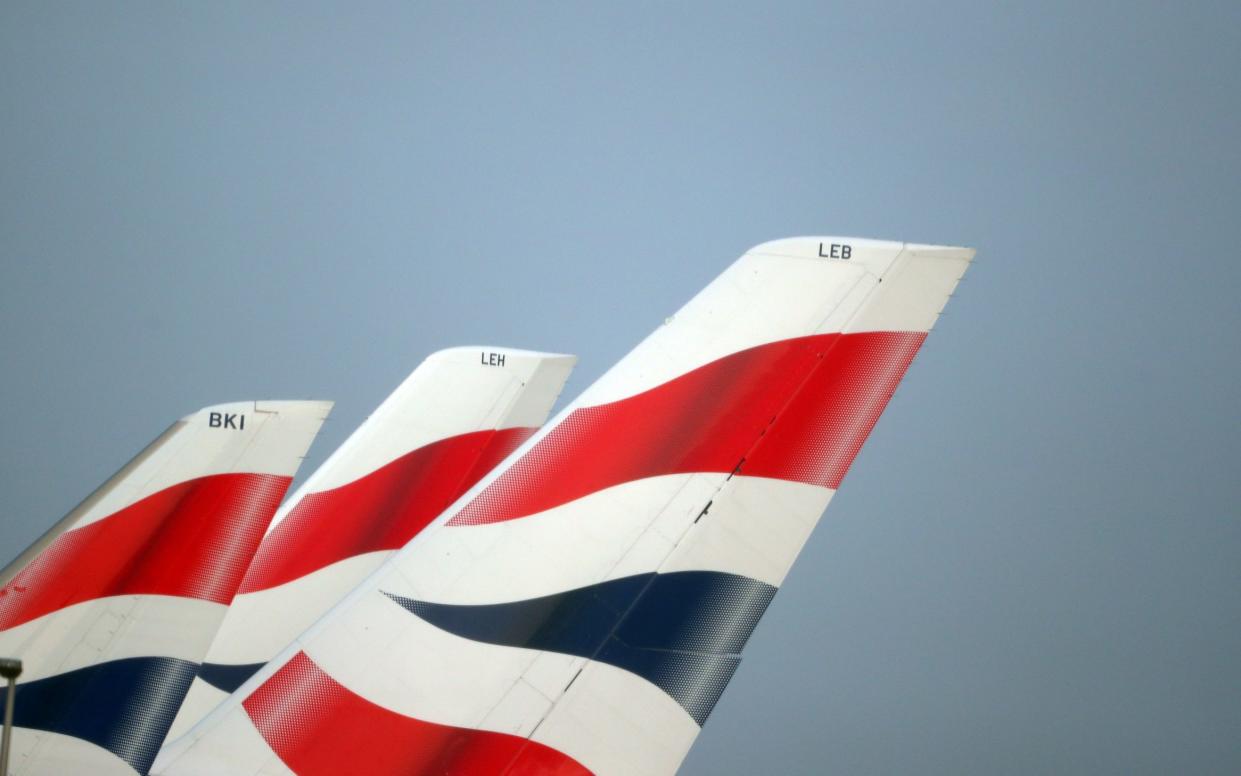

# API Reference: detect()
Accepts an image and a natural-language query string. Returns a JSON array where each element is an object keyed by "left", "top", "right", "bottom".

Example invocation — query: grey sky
[{"left": 2, "top": 2, "right": 1238, "bottom": 773}]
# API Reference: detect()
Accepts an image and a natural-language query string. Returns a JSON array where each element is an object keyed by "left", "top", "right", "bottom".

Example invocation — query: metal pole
[{"left": 0, "top": 658, "right": 21, "bottom": 776}]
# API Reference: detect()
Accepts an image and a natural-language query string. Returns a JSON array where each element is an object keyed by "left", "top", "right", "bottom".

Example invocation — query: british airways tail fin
[
  {"left": 0, "top": 399, "right": 331, "bottom": 776},
  {"left": 168, "top": 348, "right": 575, "bottom": 739},
  {"left": 156, "top": 237, "right": 972, "bottom": 776}
]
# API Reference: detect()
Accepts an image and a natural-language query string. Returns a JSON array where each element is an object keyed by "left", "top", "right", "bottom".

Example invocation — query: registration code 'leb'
[{"left": 818, "top": 242, "right": 852, "bottom": 260}]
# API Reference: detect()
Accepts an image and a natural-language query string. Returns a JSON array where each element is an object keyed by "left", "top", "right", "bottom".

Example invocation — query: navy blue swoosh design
[
  {"left": 198, "top": 661, "right": 264, "bottom": 694},
  {"left": 3, "top": 656, "right": 198, "bottom": 774},
  {"left": 383, "top": 570, "right": 777, "bottom": 725}
]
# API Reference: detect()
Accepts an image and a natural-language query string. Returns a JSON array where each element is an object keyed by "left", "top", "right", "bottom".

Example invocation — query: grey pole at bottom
[{"left": 0, "top": 658, "right": 21, "bottom": 776}]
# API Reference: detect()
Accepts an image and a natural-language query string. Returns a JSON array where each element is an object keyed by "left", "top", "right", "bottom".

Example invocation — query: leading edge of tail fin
[
  {"left": 0, "top": 399, "right": 331, "bottom": 776},
  {"left": 154, "top": 237, "right": 972, "bottom": 776},
  {"left": 167, "top": 348, "right": 576, "bottom": 740}
]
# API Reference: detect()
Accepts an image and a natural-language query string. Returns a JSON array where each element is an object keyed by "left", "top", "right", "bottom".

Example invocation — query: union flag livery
[
  {"left": 0, "top": 400, "right": 331, "bottom": 776},
  {"left": 155, "top": 237, "right": 973, "bottom": 776},
  {"left": 167, "top": 347, "right": 576, "bottom": 740}
]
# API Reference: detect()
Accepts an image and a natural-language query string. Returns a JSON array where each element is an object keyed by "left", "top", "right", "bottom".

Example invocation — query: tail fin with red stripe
[
  {"left": 156, "top": 237, "right": 972, "bottom": 776},
  {"left": 168, "top": 348, "right": 575, "bottom": 740},
  {"left": 0, "top": 400, "right": 331, "bottom": 776}
]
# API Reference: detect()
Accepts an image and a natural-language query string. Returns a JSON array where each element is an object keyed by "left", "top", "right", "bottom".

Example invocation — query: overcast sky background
[{"left": 2, "top": 3, "right": 1239, "bottom": 774}]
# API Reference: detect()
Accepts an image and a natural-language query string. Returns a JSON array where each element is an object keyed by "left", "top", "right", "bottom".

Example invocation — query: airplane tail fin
[
  {"left": 0, "top": 399, "right": 331, "bottom": 775},
  {"left": 156, "top": 238, "right": 972, "bottom": 776},
  {"left": 168, "top": 348, "right": 576, "bottom": 739}
]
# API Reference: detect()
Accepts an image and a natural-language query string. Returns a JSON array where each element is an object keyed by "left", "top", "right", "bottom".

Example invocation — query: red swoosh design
[
  {"left": 244, "top": 651, "right": 591, "bottom": 776},
  {"left": 0, "top": 473, "right": 291, "bottom": 631},
  {"left": 451, "top": 331, "right": 925, "bottom": 526},
  {"left": 238, "top": 427, "right": 535, "bottom": 593}
]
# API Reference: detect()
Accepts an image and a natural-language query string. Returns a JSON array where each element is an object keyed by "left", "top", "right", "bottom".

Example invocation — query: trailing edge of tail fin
[
  {"left": 0, "top": 399, "right": 331, "bottom": 776},
  {"left": 166, "top": 348, "right": 576, "bottom": 741},
  {"left": 155, "top": 237, "right": 972, "bottom": 776}
]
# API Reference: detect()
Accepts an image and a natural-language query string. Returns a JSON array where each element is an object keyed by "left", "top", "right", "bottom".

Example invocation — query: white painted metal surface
[{"left": 156, "top": 237, "right": 972, "bottom": 776}]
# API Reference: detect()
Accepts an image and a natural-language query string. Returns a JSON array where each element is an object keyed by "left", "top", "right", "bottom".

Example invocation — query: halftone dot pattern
[
  {"left": 385, "top": 570, "right": 777, "bottom": 725},
  {"left": 747, "top": 330, "right": 926, "bottom": 488},
  {"left": 244, "top": 651, "right": 334, "bottom": 760},
  {"left": 243, "top": 651, "right": 592, "bottom": 776},
  {"left": 0, "top": 472, "right": 291, "bottom": 630},
  {"left": 449, "top": 331, "right": 925, "bottom": 527},
  {"left": 453, "top": 408, "right": 621, "bottom": 529},
  {"left": 178, "top": 473, "right": 296, "bottom": 602},
  {"left": 7, "top": 656, "right": 198, "bottom": 774},
  {"left": 197, "top": 660, "right": 265, "bottom": 693},
  {"left": 239, "top": 427, "right": 535, "bottom": 593},
  {"left": 619, "top": 572, "right": 777, "bottom": 656},
  {"left": 597, "top": 642, "right": 741, "bottom": 726},
  {"left": 100, "top": 656, "right": 200, "bottom": 774}
]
